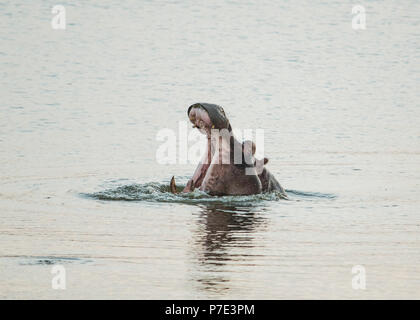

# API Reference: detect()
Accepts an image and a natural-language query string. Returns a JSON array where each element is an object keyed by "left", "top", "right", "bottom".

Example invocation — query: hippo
[{"left": 170, "top": 103, "right": 286, "bottom": 197}]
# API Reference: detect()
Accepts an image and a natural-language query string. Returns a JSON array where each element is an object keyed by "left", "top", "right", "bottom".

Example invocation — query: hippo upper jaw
[{"left": 188, "top": 103, "right": 232, "bottom": 132}]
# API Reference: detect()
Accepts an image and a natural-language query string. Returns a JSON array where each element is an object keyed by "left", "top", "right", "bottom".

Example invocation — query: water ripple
[{"left": 81, "top": 182, "right": 334, "bottom": 205}]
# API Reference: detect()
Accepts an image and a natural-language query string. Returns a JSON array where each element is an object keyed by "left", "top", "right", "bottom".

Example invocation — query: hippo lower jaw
[{"left": 170, "top": 136, "right": 252, "bottom": 195}]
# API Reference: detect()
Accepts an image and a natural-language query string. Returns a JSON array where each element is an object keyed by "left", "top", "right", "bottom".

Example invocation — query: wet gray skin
[{"left": 170, "top": 103, "right": 287, "bottom": 197}]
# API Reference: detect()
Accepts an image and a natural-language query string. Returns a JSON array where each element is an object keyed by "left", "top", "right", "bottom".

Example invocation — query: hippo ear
[{"left": 254, "top": 157, "right": 268, "bottom": 167}]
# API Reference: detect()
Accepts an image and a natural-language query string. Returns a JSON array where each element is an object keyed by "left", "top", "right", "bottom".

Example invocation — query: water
[{"left": 1, "top": 0, "right": 419, "bottom": 299}]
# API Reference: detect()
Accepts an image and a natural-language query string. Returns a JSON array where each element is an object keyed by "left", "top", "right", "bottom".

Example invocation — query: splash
[
  {"left": 82, "top": 182, "right": 288, "bottom": 206},
  {"left": 82, "top": 182, "right": 335, "bottom": 205}
]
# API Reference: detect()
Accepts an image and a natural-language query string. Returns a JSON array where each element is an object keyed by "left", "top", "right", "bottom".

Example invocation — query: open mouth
[
  {"left": 171, "top": 103, "right": 236, "bottom": 194},
  {"left": 186, "top": 105, "right": 223, "bottom": 189}
]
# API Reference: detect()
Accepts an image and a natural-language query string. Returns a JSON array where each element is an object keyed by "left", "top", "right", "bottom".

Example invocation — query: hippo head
[
  {"left": 187, "top": 103, "right": 262, "bottom": 168},
  {"left": 170, "top": 103, "right": 284, "bottom": 196}
]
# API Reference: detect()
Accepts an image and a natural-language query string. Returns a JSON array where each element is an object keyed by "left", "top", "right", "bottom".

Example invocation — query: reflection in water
[{"left": 191, "top": 204, "right": 267, "bottom": 294}]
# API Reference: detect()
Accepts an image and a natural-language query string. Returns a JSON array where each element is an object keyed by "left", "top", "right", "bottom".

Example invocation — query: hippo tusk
[
  {"left": 170, "top": 177, "right": 197, "bottom": 194},
  {"left": 170, "top": 176, "right": 177, "bottom": 194},
  {"left": 185, "top": 178, "right": 195, "bottom": 192}
]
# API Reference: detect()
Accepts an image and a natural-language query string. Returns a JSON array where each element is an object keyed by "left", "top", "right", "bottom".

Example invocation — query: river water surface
[{"left": 1, "top": 0, "right": 419, "bottom": 299}]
